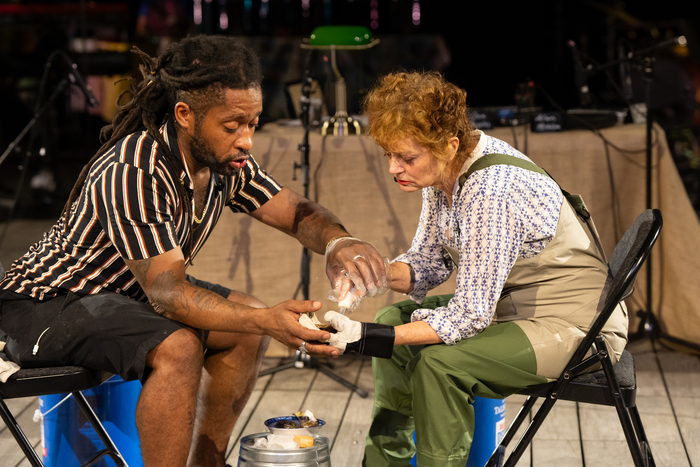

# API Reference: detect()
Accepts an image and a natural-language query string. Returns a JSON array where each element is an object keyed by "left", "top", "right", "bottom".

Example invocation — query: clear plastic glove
[
  {"left": 324, "top": 311, "right": 395, "bottom": 359},
  {"left": 325, "top": 238, "right": 387, "bottom": 305},
  {"left": 327, "top": 257, "right": 392, "bottom": 315}
]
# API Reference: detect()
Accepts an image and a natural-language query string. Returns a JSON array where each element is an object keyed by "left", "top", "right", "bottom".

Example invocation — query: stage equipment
[
  {"left": 300, "top": 26, "right": 379, "bottom": 136},
  {"left": 257, "top": 50, "right": 369, "bottom": 397},
  {"left": 0, "top": 50, "right": 97, "bottom": 251},
  {"left": 571, "top": 35, "right": 700, "bottom": 353}
]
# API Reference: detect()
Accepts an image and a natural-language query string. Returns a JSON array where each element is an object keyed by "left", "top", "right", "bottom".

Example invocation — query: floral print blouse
[{"left": 394, "top": 131, "right": 563, "bottom": 344}]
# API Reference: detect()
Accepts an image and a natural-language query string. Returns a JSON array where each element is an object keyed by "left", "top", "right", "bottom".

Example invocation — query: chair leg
[
  {"left": 0, "top": 397, "right": 45, "bottom": 467},
  {"left": 72, "top": 391, "right": 129, "bottom": 467},
  {"left": 599, "top": 355, "right": 648, "bottom": 467},
  {"left": 502, "top": 396, "right": 559, "bottom": 467},
  {"left": 629, "top": 405, "right": 656, "bottom": 467}
]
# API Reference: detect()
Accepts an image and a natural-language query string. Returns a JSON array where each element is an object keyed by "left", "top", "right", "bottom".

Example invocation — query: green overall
[{"left": 364, "top": 154, "right": 627, "bottom": 467}]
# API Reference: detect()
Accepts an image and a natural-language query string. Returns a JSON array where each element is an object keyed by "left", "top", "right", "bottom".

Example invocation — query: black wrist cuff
[{"left": 347, "top": 323, "right": 395, "bottom": 359}]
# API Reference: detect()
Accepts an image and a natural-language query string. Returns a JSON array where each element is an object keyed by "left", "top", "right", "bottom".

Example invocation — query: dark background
[{"left": 1, "top": 0, "right": 699, "bottom": 222}]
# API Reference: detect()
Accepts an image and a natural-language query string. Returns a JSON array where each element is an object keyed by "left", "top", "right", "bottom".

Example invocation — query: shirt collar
[{"left": 164, "top": 120, "right": 194, "bottom": 191}]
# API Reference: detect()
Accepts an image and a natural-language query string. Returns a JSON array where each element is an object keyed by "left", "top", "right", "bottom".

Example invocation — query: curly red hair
[{"left": 362, "top": 71, "right": 474, "bottom": 182}]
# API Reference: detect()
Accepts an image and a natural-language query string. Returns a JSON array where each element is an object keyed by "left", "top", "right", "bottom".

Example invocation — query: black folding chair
[
  {"left": 487, "top": 209, "right": 663, "bottom": 467},
  {"left": 0, "top": 261, "right": 129, "bottom": 467}
]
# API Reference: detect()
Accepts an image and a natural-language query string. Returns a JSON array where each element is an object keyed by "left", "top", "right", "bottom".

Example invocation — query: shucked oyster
[
  {"left": 294, "top": 409, "right": 319, "bottom": 428},
  {"left": 273, "top": 420, "right": 302, "bottom": 429},
  {"left": 316, "top": 324, "right": 338, "bottom": 334}
]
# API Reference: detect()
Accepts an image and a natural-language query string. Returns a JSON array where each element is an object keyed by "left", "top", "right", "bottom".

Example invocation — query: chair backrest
[
  {"left": 1, "top": 260, "right": 5, "bottom": 341},
  {"left": 565, "top": 209, "right": 663, "bottom": 372}
]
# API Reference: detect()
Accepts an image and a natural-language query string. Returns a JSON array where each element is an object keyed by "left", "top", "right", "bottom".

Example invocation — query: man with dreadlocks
[{"left": 0, "top": 35, "right": 387, "bottom": 466}]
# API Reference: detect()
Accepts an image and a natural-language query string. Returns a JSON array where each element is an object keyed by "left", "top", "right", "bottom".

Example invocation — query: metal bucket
[{"left": 238, "top": 433, "right": 331, "bottom": 466}]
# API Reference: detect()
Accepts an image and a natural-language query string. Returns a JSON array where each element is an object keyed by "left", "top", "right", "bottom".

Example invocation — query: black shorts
[{"left": 0, "top": 275, "right": 232, "bottom": 383}]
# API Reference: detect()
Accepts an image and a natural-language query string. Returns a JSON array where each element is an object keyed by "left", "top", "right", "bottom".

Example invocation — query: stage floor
[{"left": 1, "top": 340, "right": 698, "bottom": 466}]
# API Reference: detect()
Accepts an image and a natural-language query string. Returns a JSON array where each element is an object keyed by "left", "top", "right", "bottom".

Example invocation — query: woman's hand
[{"left": 324, "top": 311, "right": 395, "bottom": 358}]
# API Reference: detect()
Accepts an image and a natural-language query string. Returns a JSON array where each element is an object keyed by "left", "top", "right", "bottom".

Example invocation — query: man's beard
[{"left": 189, "top": 127, "right": 247, "bottom": 176}]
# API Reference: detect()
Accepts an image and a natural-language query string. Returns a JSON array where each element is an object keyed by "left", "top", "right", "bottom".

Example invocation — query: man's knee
[
  {"left": 147, "top": 327, "right": 204, "bottom": 375},
  {"left": 206, "top": 330, "right": 270, "bottom": 357},
  {"left": 234, "top": 333, "right": 270, "bottom": 358}
]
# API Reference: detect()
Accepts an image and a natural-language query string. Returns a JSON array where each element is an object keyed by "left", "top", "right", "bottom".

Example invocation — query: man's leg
[
  {"left": 137, "top": 327, "right": 206, "bottom": 467},
  {"left": 187, "top": 291, "right": 270, "bottom": 467}
]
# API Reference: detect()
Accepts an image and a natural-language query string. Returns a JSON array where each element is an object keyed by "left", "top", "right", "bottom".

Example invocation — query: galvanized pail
[{"left": 238, "top": 433, "right": 331, "bottom": 466}]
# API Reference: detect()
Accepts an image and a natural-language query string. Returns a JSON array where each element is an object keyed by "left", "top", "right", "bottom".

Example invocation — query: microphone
[
  {"left": 628, "top": 35, "right": 687, "bottom": 59},
  {"left": 568, "top": 40, "right": 591, "bottom": 107},
  {"left": 65, "top": 60, "right": 99, "bottom": 108},
  {"left": 617, "top": 39, "right": 634, "bottom": 102}
]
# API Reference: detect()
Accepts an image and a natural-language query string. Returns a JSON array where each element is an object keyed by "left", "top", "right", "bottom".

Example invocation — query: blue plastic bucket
[
  {"left": 39, "top": 375, "right": 143, "bottom": 467},
  {"left": 409, "top": 396, "right": 505, "bottom": 467},
  {"left": 466, "top": 397, "right": 506, "bottom": 467}
]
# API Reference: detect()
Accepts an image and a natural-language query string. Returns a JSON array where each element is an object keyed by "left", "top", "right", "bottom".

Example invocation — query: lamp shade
[{"left": 307, "top": 25, "right": 377, "bottom": 48}]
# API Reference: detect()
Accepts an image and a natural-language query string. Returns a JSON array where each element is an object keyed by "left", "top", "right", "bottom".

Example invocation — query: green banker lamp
[{"left": 301, "top": 26, "right": 380, "bottom": 136}]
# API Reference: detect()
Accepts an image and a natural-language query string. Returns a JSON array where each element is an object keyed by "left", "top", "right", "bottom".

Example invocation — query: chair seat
[
  {"left": 1, "top": 352, "right": 102, "bottom": 399},
  {"left": 518, "top": 349, "right": 637, "bottom": 407}
]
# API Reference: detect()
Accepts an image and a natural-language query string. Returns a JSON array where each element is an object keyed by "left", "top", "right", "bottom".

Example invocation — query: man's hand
[
  {"left": 325, "top": 238, "right": 389, "bottom": 313},
  {"left": 324, "top": 311, "right": 395, "bottom": 359},
  {"left": 259, "top": 300, "right": 339, "bottom": 357}
]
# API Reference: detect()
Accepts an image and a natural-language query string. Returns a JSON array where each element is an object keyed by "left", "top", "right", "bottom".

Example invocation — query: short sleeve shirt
[{"left": 0, "top": 120, "right": 281, "bottom": 301}]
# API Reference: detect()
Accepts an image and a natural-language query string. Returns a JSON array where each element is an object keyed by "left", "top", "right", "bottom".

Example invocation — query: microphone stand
[
  {"left": 257, "top": 50, "right": 369, "bottom": 397},
  {"left": 0, "top": 53, "right": 72, "bottom": 250},
  {"left": 583, "top": 37, "right": 700, "bottom": 352}
]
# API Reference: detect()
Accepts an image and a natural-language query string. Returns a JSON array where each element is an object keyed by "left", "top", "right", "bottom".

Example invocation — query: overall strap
[
  {"left": 459, "top": 153, "right": 606, "bottom": 260},
  {"left": 461, "top": 153, "right": 590, "bottom": 220}
]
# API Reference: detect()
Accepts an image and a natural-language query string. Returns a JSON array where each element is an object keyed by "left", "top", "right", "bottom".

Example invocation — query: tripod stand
[
  {"left": 0, "top": 50, "right": 96, "bottom": 251},
  {"left": 257, "top": 52, "right": 369, "bottom": 397},
  {"left": 577, "top": 36, "right": 700, "bottom": 353}
]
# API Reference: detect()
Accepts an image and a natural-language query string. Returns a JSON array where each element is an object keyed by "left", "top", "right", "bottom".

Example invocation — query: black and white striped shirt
[{"left": 0, "top": 120, "right": 281, "bottom": 301}]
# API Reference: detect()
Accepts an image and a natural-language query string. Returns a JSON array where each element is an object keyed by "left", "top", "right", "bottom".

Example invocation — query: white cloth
[
  {"left": 0, "top": 342, "right": 21, "bottom": 383},
  {"left": 394, "top": 131, "right": 563, "bottom": 345}
]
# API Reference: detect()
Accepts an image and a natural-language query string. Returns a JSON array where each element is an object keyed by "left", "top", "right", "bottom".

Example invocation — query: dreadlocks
[{"left": 61, "top": 35, "right": 263, "bottom": 241}]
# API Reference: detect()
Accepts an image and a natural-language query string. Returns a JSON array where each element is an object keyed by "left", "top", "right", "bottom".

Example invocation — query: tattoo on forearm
[
  {"left": 147, "top": 267, "right": 244, "bottom": 321},
  {"left": 150, "top": 268, "right": 188, "bottom": 318},
  {"left": 293, "top": 201, "right": 347, "bottom": 251}
]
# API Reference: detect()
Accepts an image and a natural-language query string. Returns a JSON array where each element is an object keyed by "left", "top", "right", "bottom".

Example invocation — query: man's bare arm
[
  {"left": 249, "top": 187, "right": 348, "bottom": 254},
  {"left": 124, "top": 248, "right": 336, "bottom": 355},
  {"left": 250, "top": 187, "right": 387, "bottom": 295}
]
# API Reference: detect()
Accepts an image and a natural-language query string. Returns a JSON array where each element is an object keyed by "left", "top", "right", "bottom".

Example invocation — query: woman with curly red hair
[{"left": 324, "top": 71, "right": 628, "bottom": 466}]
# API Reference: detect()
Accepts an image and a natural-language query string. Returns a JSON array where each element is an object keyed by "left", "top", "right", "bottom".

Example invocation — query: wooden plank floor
[{"left": 2, "top": 339, "right": 699, "bottom": 466}]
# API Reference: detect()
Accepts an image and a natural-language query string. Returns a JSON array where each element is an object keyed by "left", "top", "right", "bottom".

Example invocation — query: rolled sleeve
[{"left": 228, "top": 155, "right": 282, "bottom": 213}]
